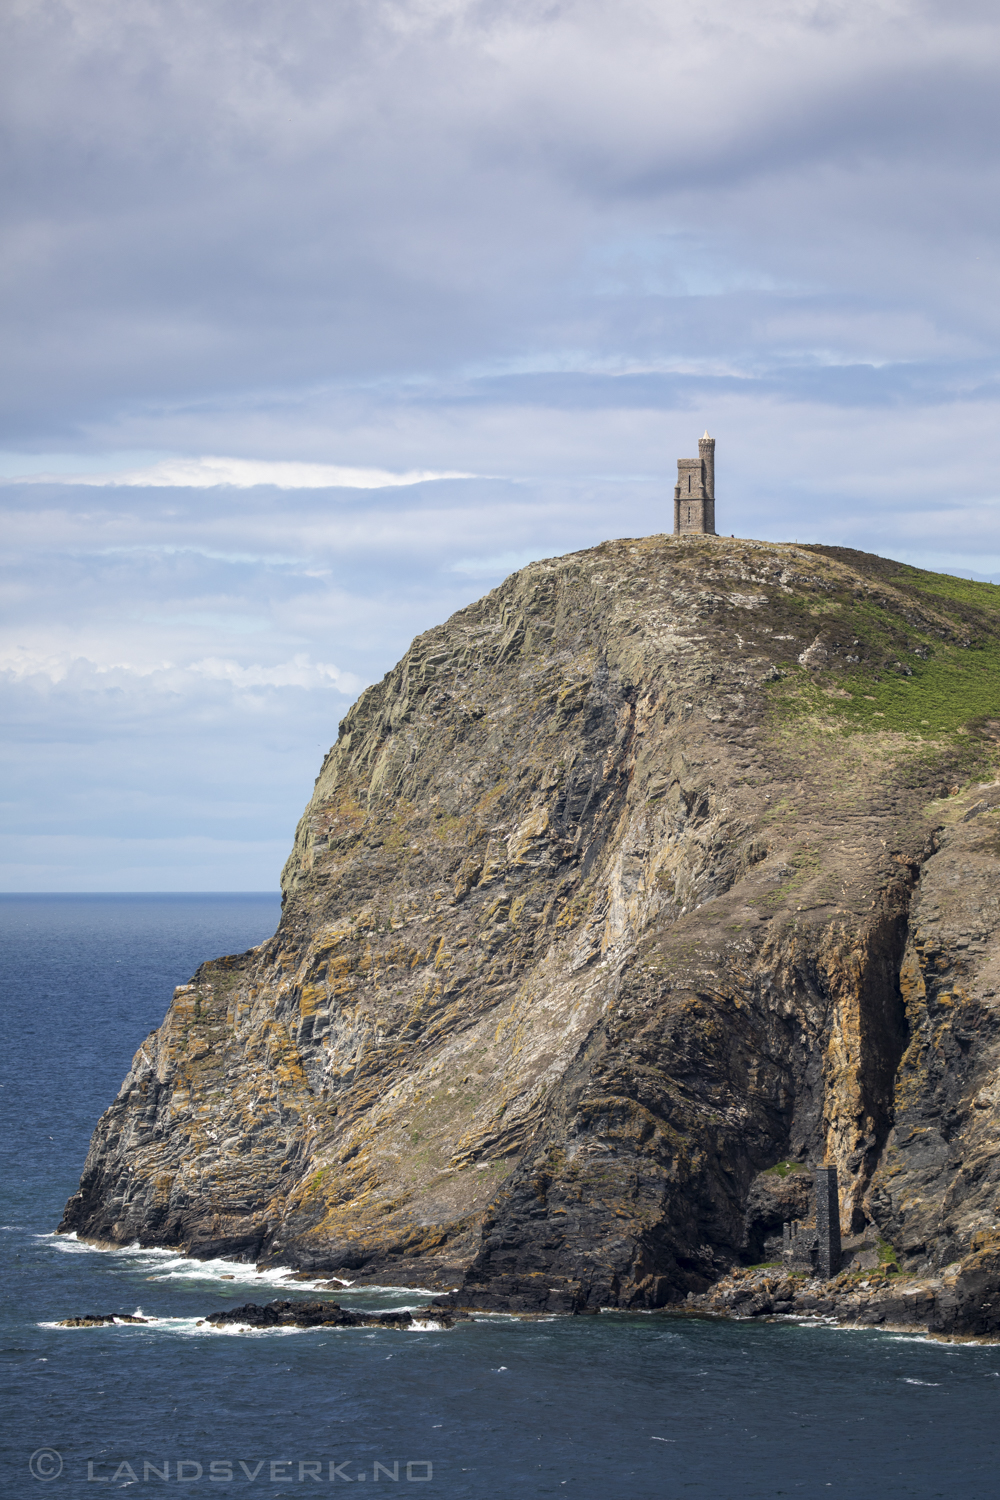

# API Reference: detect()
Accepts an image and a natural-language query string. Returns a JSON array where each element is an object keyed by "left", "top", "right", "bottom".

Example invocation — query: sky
[{"left": 3, "top": 0, "right": 1000, "bottom": 891}]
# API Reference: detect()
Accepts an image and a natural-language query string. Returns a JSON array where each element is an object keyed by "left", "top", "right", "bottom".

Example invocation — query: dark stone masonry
[
  {"left": 781, "top": 1167, "right": 842, "bottom": 1277},
  {"left": 814, "top": 1166, "right": 842, "bottom": 1279}
]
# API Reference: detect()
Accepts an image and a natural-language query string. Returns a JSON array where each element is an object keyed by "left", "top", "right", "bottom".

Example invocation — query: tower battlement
[{"left": 673, "top": 432, "right": 716, "bottom": 535}]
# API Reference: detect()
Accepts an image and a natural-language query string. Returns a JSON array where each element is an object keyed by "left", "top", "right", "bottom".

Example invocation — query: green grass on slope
[
  {"left": 891, "top": 564, "right": 1000, "bottom": 614},
  {"left": 771, "top": 640, "right": 1000, "bottom": 737},
  {"left": 766, "top": 550, "right": 1000, "bottom": 751}
]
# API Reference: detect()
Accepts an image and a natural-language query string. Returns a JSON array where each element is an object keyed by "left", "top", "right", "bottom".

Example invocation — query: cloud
[
  {"left": 4, "top": 0, "right": 1000, "bottom": 887},
  {"left": 449, "top": 549, "right": 543, "bottom": 578},
  {"left": 0, "top": 647, "right": 364, "bottom": 695},
  {"left": 1, "top": 456, "right": 474, "bottom": 489},
  {"left": 4, "top": 0, "right": 1000, "bottom": 441},
  {"left": 189, "top": 654, "right": 363, "bottom": 691}
]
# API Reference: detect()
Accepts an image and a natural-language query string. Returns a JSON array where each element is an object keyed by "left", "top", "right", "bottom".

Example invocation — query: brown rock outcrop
[{"left": 59, "top": 536, "right": 1000, "bottom": 1330}]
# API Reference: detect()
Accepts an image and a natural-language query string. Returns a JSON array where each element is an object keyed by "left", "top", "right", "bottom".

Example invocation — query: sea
[{"left": 2, "top": 893, "right": 999, "bottom": 1499}]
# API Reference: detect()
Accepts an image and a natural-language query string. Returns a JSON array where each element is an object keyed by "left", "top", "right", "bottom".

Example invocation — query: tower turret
[{"left": 699, "top": 431, "right": 715, "bottom": 499}]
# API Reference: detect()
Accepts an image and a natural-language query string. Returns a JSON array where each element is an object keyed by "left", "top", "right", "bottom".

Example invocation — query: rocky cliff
[{"left": 60, "top": 536, "right": 1000, "bottom": 1328}]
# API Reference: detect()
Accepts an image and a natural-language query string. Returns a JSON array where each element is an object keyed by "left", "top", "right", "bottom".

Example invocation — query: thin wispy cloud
[
  {"left": 3, "top": 456, "right": 474, "bottom": 489},
  {"left": 0, "top": 648, "right": 362, "bottom": 695}
]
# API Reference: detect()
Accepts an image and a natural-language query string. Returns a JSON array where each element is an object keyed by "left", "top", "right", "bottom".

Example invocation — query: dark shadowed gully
[{"left": 60, "top": 535, "right": 1000, "bottom": 1334}]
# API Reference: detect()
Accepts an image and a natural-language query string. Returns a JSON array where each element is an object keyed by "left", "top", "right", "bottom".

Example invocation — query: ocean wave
[
  {"left": 39, "top": 1311, "right": 450, "bottom": 1337},
  {"left": 884, "top": 1332, "right": 1000, "bottom": 1348}
]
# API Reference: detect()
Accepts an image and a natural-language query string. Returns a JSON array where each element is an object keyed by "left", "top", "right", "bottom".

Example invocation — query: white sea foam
[
  {"left": 873, "top": 1331, "right": 1000, "bottom": 1349},
  {"left": 39, "top": 1313, "right": 440, "bottom": 1338},
  {"left": 902, "top": 1378, "right": 941, "bottom": 1385},
  {"left": 171, "top": 1319, "right": 328, "bottom": 1338},
  {"left": 41, "top": 1231, "right": 104, "bottom": 1255},
  {"left": 37, "top": 1233, "right": 354, "bottom": 1290},
  {"left": 792, "top": 1322, "right": 973, "bottom": 1344},
  {"left": 330, "top": 1283, "right": 441, "bottom": 1298}
]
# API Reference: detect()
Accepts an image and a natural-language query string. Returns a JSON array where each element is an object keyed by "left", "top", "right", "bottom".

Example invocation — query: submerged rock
[{"left": 58, "top": 537, "right": 1000, "bottom": 1333}]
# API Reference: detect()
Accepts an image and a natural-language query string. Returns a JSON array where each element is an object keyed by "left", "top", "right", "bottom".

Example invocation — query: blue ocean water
[{"left": 2, "top": 894, "right": 999, "bottom": 1500}]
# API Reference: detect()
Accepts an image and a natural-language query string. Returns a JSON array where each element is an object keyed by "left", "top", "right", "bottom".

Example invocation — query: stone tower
[
  {"left": 673, "top": 432, "right": 716, "bottom": 535},
  {"left": 814, "top": 1165, "right": 842, "bottom": 1279}
]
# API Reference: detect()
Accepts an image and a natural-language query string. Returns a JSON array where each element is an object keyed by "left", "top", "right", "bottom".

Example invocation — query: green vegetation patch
[
  {"left": 764, "top": 556, "right": 1000, "bottom": 756},
  {"left": 890, "top": 564, "right": 1000, "bottom": 614},
  {"left": 765, "top": 1160, "right": 807, "bottom": 1178},
  {"left": 829, "top": 649, "right": 1000, "bottom": 738},
  {"left": 876, "top": 1235, "right": 899, "bottom": 1269}
]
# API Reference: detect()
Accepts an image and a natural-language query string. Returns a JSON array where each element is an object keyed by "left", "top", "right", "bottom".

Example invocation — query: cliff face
[{"left": 60, "top": 536, "right": 1000, "bottom": 1324}]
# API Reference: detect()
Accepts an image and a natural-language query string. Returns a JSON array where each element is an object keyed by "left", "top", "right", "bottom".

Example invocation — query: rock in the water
[
  {"left": 202, "top": 1300, "right": 447, "bottom": 1329},
  {"left": 57, "top": 1314, "right": 149, "bottom": 1326},
  {"left": 57, "top": 537, "right": 1000, "bottom": 1332}
]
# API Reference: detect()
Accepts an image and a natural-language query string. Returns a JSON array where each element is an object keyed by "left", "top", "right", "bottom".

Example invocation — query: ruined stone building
[
  {"left": 782, "top": 1166, "right": 843, "bottom": 1277},
  {"left": 674, "top": 432, "right": 716, "bottom": 535}
]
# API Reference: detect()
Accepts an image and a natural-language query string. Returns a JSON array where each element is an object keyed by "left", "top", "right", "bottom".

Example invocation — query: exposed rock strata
[{"left": 59, "top": 537, "right": 1000, "bottom": 1332}]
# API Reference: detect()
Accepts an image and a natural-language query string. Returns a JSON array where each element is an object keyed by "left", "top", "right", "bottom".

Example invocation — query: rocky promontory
[
  {"left": 685, "top": 1237, "right": 1000, "bottom": 1338},
  {"left": 59, "top": 535, "right": 1000, "bottom": 1333}
]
